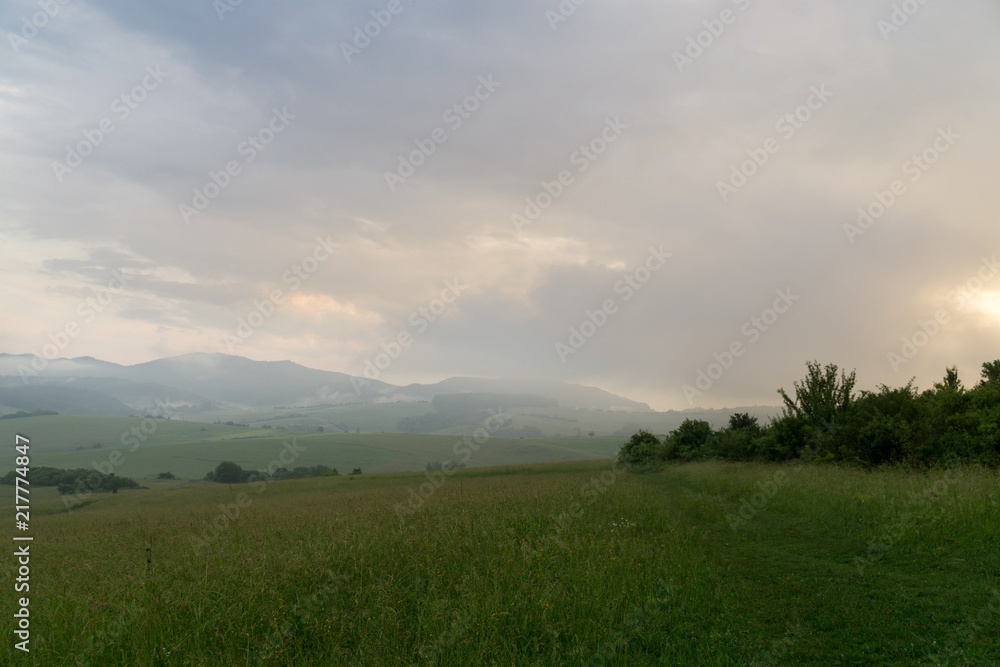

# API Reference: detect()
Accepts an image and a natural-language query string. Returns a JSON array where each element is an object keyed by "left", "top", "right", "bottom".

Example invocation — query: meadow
[
  {"left": 186, "top": 404, "right": 782, "bottom": 440},
  {"left": 2, "top": 459, "right": 999, "bottom": 665},
  {"left": 0, "top": 415, "right": 624, "bottom": 479}
]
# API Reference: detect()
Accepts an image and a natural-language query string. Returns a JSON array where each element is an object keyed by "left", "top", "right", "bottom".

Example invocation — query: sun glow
[{"left": 971, "top": 290, "right": 1000, "bottom": 322}]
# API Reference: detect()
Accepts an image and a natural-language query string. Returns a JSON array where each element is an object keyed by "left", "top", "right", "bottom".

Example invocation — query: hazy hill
[
  {"left": 394, "top": 377, "right": 653, "bottom": 412},
  {"left": 1, "top": 375, "right": 214, "bottom": 413},
  {"left": 0, "top": 385, "right": 133, "bottom": 417},
  {"left": 122, "top": 353, "right": 392, "bottom": 407},
  {"left": 0, "top": 353, "right": 654, "bottom": 414},
  {"left": 0, "top": 354, "right": 126, "bottom": 377}
]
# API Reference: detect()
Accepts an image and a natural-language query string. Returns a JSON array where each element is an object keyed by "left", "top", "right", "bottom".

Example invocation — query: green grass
[
  {"left": 170, "top": 403, "right": 784, "bottom": 439},
  {"left": 2, "top": 461, "right": 998, "bottom": 665},
  {"left": 0, "top": 415, "right": 263, "bottom": 453},
  {"left": 196, "top": 401, "right": 439, "bottom": 434},
  {"left": 1, "top": 428, "right": 624, "bottom": 480}
]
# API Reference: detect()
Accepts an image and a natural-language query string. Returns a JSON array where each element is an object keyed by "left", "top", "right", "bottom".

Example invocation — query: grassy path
[{"left": 651, "top": 462, "right": 1000, "bottom": 665}]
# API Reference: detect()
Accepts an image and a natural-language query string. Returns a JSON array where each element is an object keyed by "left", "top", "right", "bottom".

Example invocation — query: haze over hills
[
  {"left": 394, "top": 377, "right": 652, "bottom": 412},
  {"left": 0, "top": 352, "right": 655, "bottom": 415},
  {"left": 0, "top": 385, "right": 134, "bottom": 417}
]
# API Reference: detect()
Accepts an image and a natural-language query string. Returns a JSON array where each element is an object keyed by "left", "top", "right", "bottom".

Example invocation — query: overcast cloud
[{"left": 2, "top": 0, "right": 998, "bottom": 409}]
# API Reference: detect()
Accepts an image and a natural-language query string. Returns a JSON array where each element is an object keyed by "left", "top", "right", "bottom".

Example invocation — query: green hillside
[
  {"left": 195, "top": 401, "right": 439, "bottom": 433},
  {"left": 1, "top": 422, "right": 624, "bottom": 480},
  {"left": 0, "top": 414, "right": 266, "bottom": 454},
  {"left": 5, "top": 461, "right": 999, "bottom": 664},
  {"left": 194, "top": 403, "right": 782, "bottom": 437}
]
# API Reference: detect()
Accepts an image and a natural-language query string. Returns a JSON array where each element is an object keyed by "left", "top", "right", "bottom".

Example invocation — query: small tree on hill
[
  {"left": 213, "top": 461, "right": 245, "bottom": 484},
  {"left": 728, "top": 413, "right": 760, "bottom": 432}
]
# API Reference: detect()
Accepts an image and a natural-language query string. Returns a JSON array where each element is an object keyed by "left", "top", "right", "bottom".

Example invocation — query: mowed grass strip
[{"left": 2, "top": 461, "right": 999, "bottom": 665}]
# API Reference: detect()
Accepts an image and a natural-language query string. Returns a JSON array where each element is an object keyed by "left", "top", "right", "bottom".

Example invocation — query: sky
[{"left": 1, "top": 0, "right": 999, "bottom": 411}]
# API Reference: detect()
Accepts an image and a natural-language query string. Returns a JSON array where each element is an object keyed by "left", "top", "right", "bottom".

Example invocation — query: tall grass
[{"left": 2, "top": 461, "right": 998, "bottom": 665}]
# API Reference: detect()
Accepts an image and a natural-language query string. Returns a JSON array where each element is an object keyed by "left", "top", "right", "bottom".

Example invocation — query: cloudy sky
[{"left": 2, "top": 0, "right": 998, "bottom": 410}]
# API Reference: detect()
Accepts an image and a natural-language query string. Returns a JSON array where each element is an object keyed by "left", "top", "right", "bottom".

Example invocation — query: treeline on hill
[
  {"left": 620, "top": 360, "right": 1000, "bottom": 467},
  {"left": 205, "top": 461, "right": 346, "bottom": 483},
  {"left": 0, "top": 466, "right": 140, "bottom": 494},
  {"left": 397, "top": 403, "right": 545, "bottom": 438},
  {"left": 0, "top": 410, "right": 58, "bottom": 419},
  {"left": 431, "top": 393, "right": 558, "bottom": 411},
  {"left": 398, "top": 393, "right": 555, "bottom": 435}
]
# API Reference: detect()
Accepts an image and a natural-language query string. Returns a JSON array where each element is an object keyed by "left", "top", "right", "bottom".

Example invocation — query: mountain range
[{"left": 0, "top": 353, "right": 653, "bottom": 416}]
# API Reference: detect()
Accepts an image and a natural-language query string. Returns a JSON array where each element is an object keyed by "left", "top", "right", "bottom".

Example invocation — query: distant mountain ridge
[
  {"left": 0, "top": 352, "right": 652, "bottom": 415},
  {"left": 395, "top": 377, "right": 651, "bottom": 412}
]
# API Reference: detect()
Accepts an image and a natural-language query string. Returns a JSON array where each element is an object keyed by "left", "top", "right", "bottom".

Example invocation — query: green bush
[{"left": 617, "top": 359, "right": 1000, "bottom": 469}]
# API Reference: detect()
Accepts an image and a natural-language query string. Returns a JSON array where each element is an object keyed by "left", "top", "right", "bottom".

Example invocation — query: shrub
[{"left": 618, "top": 430, "right": 663, "bottom": 465}]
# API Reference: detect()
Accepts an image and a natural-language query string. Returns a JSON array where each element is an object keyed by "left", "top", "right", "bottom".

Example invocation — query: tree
[
  {"left": 213, "top": 461, "right": 245, "bottom": 484},
  {"left": 778, "top": 361, "right": 856, "bottom": 458},
  {"left": 711, "top": 413, "right": 762, "bottom": 461},
  {"left": 728, "top": 413, "right": 760, "bottom": 432},
  {"left": 934, "top": 366, "right": 964, "bottom": 394},
  {"left": 106, "top": 474, "right": 125, "bottom": 494},
  {"left": 778, "top": 361, "right": 856, "bottom": 429},
  {"left": 664, "top": 419, "right": 713, "bottom": 461},
  {"left": 981, "top": 360, "right": 1000, "bottom": 386},
  {"left": 618, "top": 430, "right": 663, "bottom": 465}
]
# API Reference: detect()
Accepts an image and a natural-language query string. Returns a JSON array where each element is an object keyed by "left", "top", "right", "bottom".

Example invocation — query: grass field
[
  {"left": 21, "top": 433, "right": 624, "bottom": 480},
  {"left": 190, "top": 404, "right": 784, "bottom": 439},
  {"left": 2, "top": 460, "right": 998, "bottom": 665},
  {"left": 0, "top": 415, "right": 624, "bottom": 479},
  {"left": 0, "top": 415, "right": 266, "bottom": 453}
]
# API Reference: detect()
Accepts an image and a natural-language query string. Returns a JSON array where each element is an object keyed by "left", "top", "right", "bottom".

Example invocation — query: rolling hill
[{"left": 0, "top": 352, "right": 657, "bottom": 415}]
